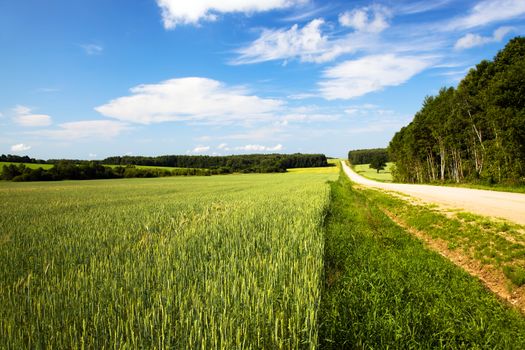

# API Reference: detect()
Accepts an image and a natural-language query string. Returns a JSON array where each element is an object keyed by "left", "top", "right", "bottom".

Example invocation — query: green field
[
  {"left": 320, "top": 174, "right": 525, "bottom": 347},
  {"left": 352, "top": 162, "right": 394, "bottom": 182},
  {"left": 104, "top": 164, "right": 190, "bottom": 171},
  {"left": 0, "top": 161, "right": 187, "bottom": 172},
  {"left": 1, "top": 165, "right": 525, "bottom": 348},
  {"left": 0, "top": 169, "right": 336, "bottom": 348},
  {"left": 0, "top": 161, "right": 53, "bottom": 170}
]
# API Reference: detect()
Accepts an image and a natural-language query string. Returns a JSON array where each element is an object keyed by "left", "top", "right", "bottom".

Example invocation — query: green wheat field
[{"left": 2, "top": 164, "right": 525, "bottom": 349}]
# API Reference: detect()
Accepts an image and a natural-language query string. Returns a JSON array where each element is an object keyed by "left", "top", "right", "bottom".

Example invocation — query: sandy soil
[{"left": 342, "top": 162, "right": 525, "bottom": 225}]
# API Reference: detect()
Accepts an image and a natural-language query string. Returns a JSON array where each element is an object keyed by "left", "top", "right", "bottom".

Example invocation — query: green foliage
[
  {"left": 0, "top": 154, "right": 46, "bottom": 164},
  {"left": 353, "top": 162, "right": 394, "bottom": 182},
  {"left": 0, "top": 171, "right": 336, "bottom": 348},
  {"left": 348, "top": 148, "right": 389, "bottom": 165},
  {"left": 361, "top": 187, "right": 525, "bottom": 287},
  {"left": 389, "top": 37, "right": 525, "bottom": 185},
  {"left": 503, "top": 266, "right": 525, "bottom": 287},
  {"left": 103, "top": 153, "right": 328, "bottom": 173},
  {"left": 1, "top": 162, "right": 217, "bottom": 182},
  {"left": 369, "top": 154, "right": 388, "bottom": 173},
  {"left": 320, "top": 174, "right": 525, "bottom": 348}
]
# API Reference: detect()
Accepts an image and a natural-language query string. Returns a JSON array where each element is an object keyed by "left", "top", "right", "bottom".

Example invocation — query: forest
[
  {"left": 1, "top": 153, "right": 329, "bottom": 181},
  {"left": 0, "top": 162, "right": 216, "bottom": 182},
  {"left": 348, "top": 148, "right": 389, "bottom": 165},
  {"left": 101, "top": 153, "right": 328, "bottom": 172},
  {"left": 389, "top": 37, "right": 525, "bottom": 185}
]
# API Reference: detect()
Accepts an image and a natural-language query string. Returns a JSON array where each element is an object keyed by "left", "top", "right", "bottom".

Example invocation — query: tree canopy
[
  {"left": 348, "top": 148, "right": 389, "bottom": 165},
  {"left": 388, "top": 37, "right": 525, "bottom": 185}
]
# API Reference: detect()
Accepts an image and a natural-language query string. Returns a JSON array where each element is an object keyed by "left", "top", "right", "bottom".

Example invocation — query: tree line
[
  {"left": 101, "top": 153, "right": 328, "bottom": 173},
  {"left": 1, "top": 162, "right": 217, "bottom": 182},
  {"left": 1, "top": 154, "right": 329, "bottom": 181},
  {"left": 348, "top": 148, "right": 389, "bottom": 165},
  {"left": 0, "top": 154, "right": 46, "bottom": 164},
  {"left": 388, "top": 37, "right": 525, "bottom": 185}
]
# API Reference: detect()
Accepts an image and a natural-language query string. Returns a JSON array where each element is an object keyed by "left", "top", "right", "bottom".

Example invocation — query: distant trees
[
  {"left": 0, "top": 162, "right": 214, "bottom": 182},
  {"left": 102, "top": 153, "right": 328, "bottom": 173},
  {"left": 0, "top": 154, "right": 46, "bottom": 164},
  {"left": 348, "top": 148, "right": 389, "bottom": 165},
  {"left": 389, "top": 36, "right": 525, "bottom": 185},
  {"left": 370, "top": 154, "right": 388, "bottom": 173},
  {"left": 1, "top": 153, "right": 330, "bottom": 182}
]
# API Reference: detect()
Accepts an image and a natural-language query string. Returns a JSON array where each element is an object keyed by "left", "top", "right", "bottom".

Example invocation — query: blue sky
[{"left": 1, "top": 0, "right": 524, "bottom": 159}]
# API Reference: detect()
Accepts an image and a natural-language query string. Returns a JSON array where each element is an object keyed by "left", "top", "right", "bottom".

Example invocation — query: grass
[
  {"left": 352, "top": 162, "right": 394, "bottom": 182},
  {"left": 0, "top": 170, "right": 336, "bottom": 349},
  {"left": 437, "top": 182, "right": 525, "bottom": 194},
  {"left": 3, "top": 163, "right": 525, "bottom": 348},
  {"left": 0, "top": 162, "right": 53, "bottom": 170},
  {"left": 320, "top": 172, "right": 525, "bottom": 348},
  {"left": 0, "top": 161, "right": 189, "bottom": 172},
  {"left": 360, "top": 187, "right": 525, "bottom": 288},
  {"left": 351, "top": 161, "right": 525, "bottom": 193},
  {"left": 104, "top": 164, "right": 192, "bottom": 171}
]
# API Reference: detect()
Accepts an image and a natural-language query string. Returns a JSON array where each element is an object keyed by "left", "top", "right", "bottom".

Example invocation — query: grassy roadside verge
[
  {"left": 351, "top": 162, "right": 394, "bottom": 182},
  {"left": 351, "top": 161, "right": 525, "bottom": 193},
  {"left": 320, "top": 173, "right": 525, "bottom": 348},
  {"left": 360, "top": 185, "right": 525, "bottom": 308}
]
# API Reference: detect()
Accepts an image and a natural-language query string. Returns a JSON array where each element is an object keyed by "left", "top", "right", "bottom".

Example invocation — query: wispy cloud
[
  {"left": 156, "top": 0, "right": 307, "bottom": 29},
  {"left": 234, "top": 144, "right": 283, "bottom": 152},
  {"left": 233, "top": 18, "right": 378, "bottom": 64},
  {"left": 281, "top": 3, "right": 335, "bottom": 22},
  {"left": 213, "top": 143, "right": 283, "bottom": 152},
  {"left": 338, "top": 5, "right": 391, "bottom": 33},
  {"left": 96, "top": 77, "right": 283, "bottom": 125},
  {"left": 396, "top": 0, "right": 453, "bottom": 15},
  {"left": 454, "top": 26, "right": 514, "bottom": 49},
  {"left": 27, "top": 120, "right": 130, "bottom": 140},
  {"left": 11, "top": 143, "right": 31, "bottom": 152},
  {"left": 319, "top": 54, "right": 432, "bottom": 100},
  {"left": 12, "top": 105, "right": 52, "bottom": 127},
  {"left": 448, "top": 0, "right": 525, "bottom": 30},
  {"left": 191, "top": 145, "right": 210, "bottom": 153},
  {"left": 80, "top": 44, "right": 103, "bottom": 55}
]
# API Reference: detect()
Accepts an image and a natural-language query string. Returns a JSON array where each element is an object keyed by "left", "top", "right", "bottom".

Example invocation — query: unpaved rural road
[{"left": 342, "top": 162, "right": 525, "bottom": 225}]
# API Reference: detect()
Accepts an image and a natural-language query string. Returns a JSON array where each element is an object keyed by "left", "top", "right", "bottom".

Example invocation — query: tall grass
[
  {"left": 320, "top": 173, "right": 525, "bottom": 348},
  {"left": 0, "top": 172, "right": 335, "bottom": 349}
]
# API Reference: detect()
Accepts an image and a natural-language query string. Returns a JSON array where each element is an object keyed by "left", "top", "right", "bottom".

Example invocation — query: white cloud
[
  {"left": 234, "top": 18, "right": 377, "bottom": 64},
  {"left": 319, "top": 54, "right": 432, "bottom": 100},
  {"left": 396, "top": 0, "right": 453, "bottom": 15},
  {"left": 13, "top": 105, "right": 32, "bottom": 115},
  {"left": 454, "top": 26, "right": 514, "bottom": 49},
  {"left": 217, "top": 143, "right": 228, "bottom": 149},
  {"left": 80, "top": 44, "right": 103, "bottom": 55},
  {"left": 156, "top": 0, "right": 306, "bottom": 28},
  {"left": 449, "top": 0, "right": 525, "bottom": 30},
  {"left": 192, "top": 146, "right": 210, "bottom": 153},
  {"left": 15, "top": 114, "right": 53, "bottom": 127},
  {"left": 235, "top": 144, "right": 283, "bottom": 152},
  {"left": 344, "top": 108, "right": 359, "bottom": 115},
  {"left": 287, "top": 92, "right": 318, "bottom": 100},
  {"left": 339, "top": 5, "right": 390, "bottom": 33},
  {"left": 11, "top": 143, "right": 31, "bottom": 152},
  {"left": 27, "top": 120, "right": 129, "bottom": 140},
  {"left": 234, "top": 19, "right": 330, "bottom": 64},
  {"left": 12, "top": 105, "right": 53, "bottom": 127},
  {"left": 96, "top": 77, "right": 283, "bottom": 125},
  {"left": 88, "top": 153, "right": 97, "bottom": 158}
]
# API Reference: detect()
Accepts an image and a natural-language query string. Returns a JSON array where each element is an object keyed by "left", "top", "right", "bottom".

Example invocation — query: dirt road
[{"left": 342, "top": 161, "right": 525, "bottom": 225}]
